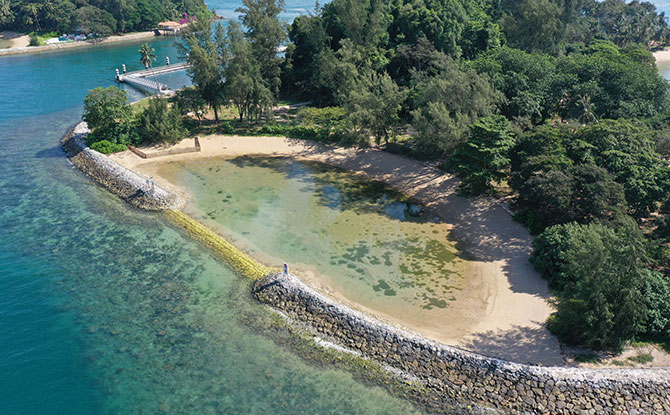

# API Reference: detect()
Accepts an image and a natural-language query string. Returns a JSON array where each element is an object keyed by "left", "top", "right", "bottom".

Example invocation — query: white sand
[
  {"left": 111, "top": 135, "right": 564, "bottom": 365},
  {"left": 654, "top": 50, "right": 670, "bottom": 64},
  {"left": 0, "top": 31, "right": 29, "bottom": 49}
]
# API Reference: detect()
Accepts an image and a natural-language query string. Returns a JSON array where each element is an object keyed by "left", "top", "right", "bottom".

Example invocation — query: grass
[
  {"left": 627, "top": 353, "right": 654, "bottom": 364},
  {"left": 572, "top": 352, "right": 601, "bottom": 363},
  {"left": 164, "top": 210, "right": 269, "bottom": 280},
  {"left": 28, "top": 31, "right": 59, "bottom": 46},
  {"left": 631, "top": 336, "right": 670, "bottom": 353}
]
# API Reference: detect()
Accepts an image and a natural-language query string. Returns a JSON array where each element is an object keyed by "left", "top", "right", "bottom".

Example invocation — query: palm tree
[
  {"left": 578, "top": 94, "right": 598, "bottom": 125},
  {"left": 138, "top": 43, "right": 159, "bottom": 94}
]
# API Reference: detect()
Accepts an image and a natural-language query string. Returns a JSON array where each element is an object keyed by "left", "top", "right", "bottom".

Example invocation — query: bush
[
  {"left": 296, "top": 106, "right": 346, "bottom": 128},
  {"left": 29, "top": 35, "right": 40, "bottom": 46},
  {"left": 90, "top": 140, "right": 127, "bottom": 154},
  {"left": 218, "top": 121, "right": 236, "bottom": 135}
]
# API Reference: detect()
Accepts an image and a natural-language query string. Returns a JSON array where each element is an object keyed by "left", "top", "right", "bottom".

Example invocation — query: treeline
[{"left": 0, "top": 0, "right": 209, "bottom": 36}]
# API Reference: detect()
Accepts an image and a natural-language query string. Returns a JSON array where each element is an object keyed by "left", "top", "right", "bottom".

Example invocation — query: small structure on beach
[{"left": 156, "top": 21, "right": 183, "bottom": 36}]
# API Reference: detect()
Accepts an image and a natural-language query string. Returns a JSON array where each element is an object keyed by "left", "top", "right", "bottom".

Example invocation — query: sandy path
[{"left": 111, "top": 135, "right": 563, "bottom": 365}]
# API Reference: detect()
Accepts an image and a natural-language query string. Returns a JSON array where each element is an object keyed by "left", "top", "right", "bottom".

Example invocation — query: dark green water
[{"left": 0, "top": 32, "right": 427, "bottom": 415}]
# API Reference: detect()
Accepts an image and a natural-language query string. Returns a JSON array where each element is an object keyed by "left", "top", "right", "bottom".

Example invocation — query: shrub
[
  {"left": 29, "top": 35, "right": 40, "bottom": 46},
  {"left": 90, "top": 140, "right": 127, "bottom": 154},
  {"left": 218, "top": 121, "right": 235, "bottom": 135}
]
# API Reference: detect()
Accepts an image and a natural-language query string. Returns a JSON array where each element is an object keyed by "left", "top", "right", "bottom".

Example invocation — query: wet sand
[{"left": 111, "top": 135, "right": 564, "bottom": 366}]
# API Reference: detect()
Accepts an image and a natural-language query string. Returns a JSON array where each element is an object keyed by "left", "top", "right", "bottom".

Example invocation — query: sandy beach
[
  {"left": 0, "top": 31, "right": 156, "bottom": 57},
  {"left": 111, "top": 135, "right": 564, "bottom": 365},
  {"left": 654, "top": 49, "right": 670, "bottom": 64},
  {"left": 0, "top": 31, "right": 29, "bottom": 49}
]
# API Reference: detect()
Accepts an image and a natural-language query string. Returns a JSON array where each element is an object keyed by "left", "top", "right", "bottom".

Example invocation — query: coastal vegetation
[
  {"left": 83, "top": 86, "right": 186, "bottom": 153},
  {"left": 84, "top": 0, "right": 670, "bottom": 355},
  {"left": 0, "top": 0, "right": 209, "bottom": 36}
]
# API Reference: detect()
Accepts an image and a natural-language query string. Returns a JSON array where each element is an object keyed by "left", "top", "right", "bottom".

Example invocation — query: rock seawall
[
  {"left": 254, "top": 272, "right": 670, "bottom": 414},
  {"left": 61, "top": 122, "right": 182, "bottom": 211}
]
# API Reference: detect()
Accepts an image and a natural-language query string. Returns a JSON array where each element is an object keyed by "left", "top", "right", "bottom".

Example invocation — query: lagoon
[
  {"left": 154, "top": 156, "right": 481, "bottom": 340},
  {"left": 0, "top": 4, "right": 439, "bottom": 414}
]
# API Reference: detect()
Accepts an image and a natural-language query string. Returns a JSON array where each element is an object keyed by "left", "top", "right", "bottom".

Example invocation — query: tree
[
  {"left": 286, "top": 13, "right": 329, "bottom": 98},
  {"left": 412, "top": 56, "right": 500, "bottom": 155},
  {"left": 72, "top": 5, "right": 117, "bottom": 37},
  {"left": 82, "top": 86, "right": 136, "bottom": 145},
  {"left": 472, "top": 46, "right": 557, "bottom": 123},
  {"left": 575, "top": 120, "right": 670, "bottom": 218},
  {"left": 138, "top": 43, "right": 158, "bottom": 93},
  {"left": 236, "top": 0, "right": 286, "bottom": 97},
  {"left": 500, "top": 0, "right": 569, "bottom": 56},
  {"left": 391, "top": 0, "right": 469, "bottom": 57},
  {"left": 451, "top": 115, "right": 515, "bottom": 195},
  {"left": 344, "top": 71, "right": 406, "bottom": 145},
  {"left": 180, "top": 20, "right": 225, "bottom": 122},
  {"left": 532, "top": 220, "right": 650, "bottom": 351},
  {"left": 137, "top": 97, "right": 186, "bottom": 145},
  {"left": 222, "top": 21, "right": 273, "bottom": 122},
  {"left": 0, "top": 0, "right": 14, "bottom": 26},
  {"left": 174, "top": 87, "right": 207, "bottom": 124}
]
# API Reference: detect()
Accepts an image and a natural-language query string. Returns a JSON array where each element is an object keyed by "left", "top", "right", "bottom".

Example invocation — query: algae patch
[{"left": 164, "top": 210, "right": 269, "bottom": 280}]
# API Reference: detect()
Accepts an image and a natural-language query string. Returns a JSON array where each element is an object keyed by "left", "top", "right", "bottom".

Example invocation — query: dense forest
[
  {"left": 85, "top": 0, "right": 670, "bottom": 354},
  {"left": 0, "top": 0, "right": 209, "bottom": 35}
]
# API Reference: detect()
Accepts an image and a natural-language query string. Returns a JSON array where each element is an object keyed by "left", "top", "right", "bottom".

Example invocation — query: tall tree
[
  {"left": 180, "top": 20, "right": 225, "bottom": 122},
  {"left": 344, "top": 71, "right": 406, "bottom": 145},
  {"left": 236, "top": 0, "right": 286, "bottom": 97},
  {"left": 222, "top": 21, "right": 273, "bottom": 122},
  {"left": 138, "top": 43, "right": 159, "bottom": 93},
  {"left": 451, "top": 115, "right": 516, "bottom": 195},
  {"left": 412, "top": 56, "right": 500, "bottom": 154}
]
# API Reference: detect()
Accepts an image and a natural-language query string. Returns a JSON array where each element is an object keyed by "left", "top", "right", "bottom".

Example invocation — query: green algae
[{"left": 155, "top": 156, "right": 472, "bottom": 328}]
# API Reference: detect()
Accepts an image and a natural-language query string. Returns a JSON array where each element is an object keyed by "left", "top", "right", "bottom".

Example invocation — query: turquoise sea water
[{"left": 0, "top": 3, "right": 432, "bottom": 414}]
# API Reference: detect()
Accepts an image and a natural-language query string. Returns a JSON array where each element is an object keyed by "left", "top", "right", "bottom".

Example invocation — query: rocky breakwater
[
  {"left": 254, "top": 272, "right": 670, "bottom": 414},
  {"left": 62, "top": 122, "right": 182, "bottom": 211}
]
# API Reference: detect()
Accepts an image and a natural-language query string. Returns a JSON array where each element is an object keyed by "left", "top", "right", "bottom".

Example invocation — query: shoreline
[
  {"left": 110, "top": 134, "right": 564, "bottom": 366},
  {"left": 654, "top": 49, "right": 670, "bottom": 64},
  {"left": 0, "top": 31, "right": 157, "bottom": 57},
  {"left": 62, "top": 126, "right": 670, "bottom": 413}
]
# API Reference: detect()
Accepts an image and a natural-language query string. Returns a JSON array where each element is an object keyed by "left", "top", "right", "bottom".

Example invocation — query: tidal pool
[{"left": 155, "top": 156, "right": 478, "bottom": 339}]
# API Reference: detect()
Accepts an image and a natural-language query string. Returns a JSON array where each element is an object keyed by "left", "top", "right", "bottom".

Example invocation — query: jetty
[{"left": 116, "top": 61, "right": 190, "bottom": 95}]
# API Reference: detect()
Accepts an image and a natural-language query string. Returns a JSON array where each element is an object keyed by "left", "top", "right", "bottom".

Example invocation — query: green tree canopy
[
  {"left": 82, "top": 86, "right": 136, "bottom": 145},
  {"left": 532, "top": 220, "right": 651, "bottom": 351},
  {"left": 412, "top": 56, "right": 500, "bottom": 154},
  {"left": 137, "top": 97, "right": 186, "bottom": 145},
  {"left": 451, "top": 115, "right": 515, "bottom": 194}
]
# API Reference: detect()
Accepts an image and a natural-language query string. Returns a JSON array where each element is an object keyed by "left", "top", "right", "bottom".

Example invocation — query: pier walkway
[{"left": 116, "top": 62, "right": 190, "bottom": 95}]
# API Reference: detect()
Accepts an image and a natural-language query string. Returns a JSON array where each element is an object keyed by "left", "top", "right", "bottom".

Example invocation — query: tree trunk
[{"left": 213, "top": 105, "right": 219, "bottom": 123}]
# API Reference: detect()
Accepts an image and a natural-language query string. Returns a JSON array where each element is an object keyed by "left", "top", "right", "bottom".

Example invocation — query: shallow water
[
  {"left": 155, "top": 157, "right": 476, "bottom": 335},
  {"left": 0, "top": 10, "right": 432, "bottom": 415}
]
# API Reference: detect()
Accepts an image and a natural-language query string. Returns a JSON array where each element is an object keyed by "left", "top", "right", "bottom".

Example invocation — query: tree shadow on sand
[{"left": 461, "top": 324, "right": 565, "bottom": 367}]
